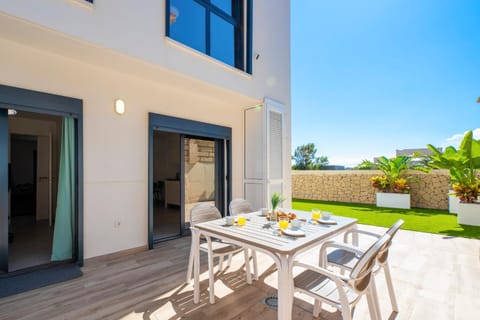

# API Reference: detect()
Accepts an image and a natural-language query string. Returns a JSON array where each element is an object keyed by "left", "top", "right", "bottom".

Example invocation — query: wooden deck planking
[{"left": 0, "top": 225, "right": 478, "bottom": 320}]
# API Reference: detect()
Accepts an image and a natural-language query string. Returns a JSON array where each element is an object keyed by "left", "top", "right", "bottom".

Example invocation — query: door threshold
[
  {"left": 0, "top": 263, "right": 82, "bottom": 298},
  {"left": 1, "top": 260, "right": 75, "bottom": 278},
  {"left": 153, "top": 234, "right": 186, "bottom": 244}
]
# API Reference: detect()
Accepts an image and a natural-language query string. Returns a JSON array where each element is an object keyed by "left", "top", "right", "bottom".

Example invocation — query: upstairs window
[{"left": 166, "top": 0, "right": 252, "bottom": 74}]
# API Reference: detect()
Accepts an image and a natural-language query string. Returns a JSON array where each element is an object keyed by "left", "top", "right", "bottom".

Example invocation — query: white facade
[{"left": 0, "top": 0, "right": 291, "bottom": 259}]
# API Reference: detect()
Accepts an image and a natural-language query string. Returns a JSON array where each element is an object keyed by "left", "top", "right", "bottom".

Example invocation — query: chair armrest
[
  {"left": 343, "top": 228, "right": 381, "bottom": 244},
  {"left": 293, "top": 260, "right": 352, "bottom": 306},
  {"left": 293, "top": 261, "right": 350, "bottom": 283},
  {"left": 319, "top": 241, "right": 365, "bottom": 267},
  {"left": 321, "top": 241, "right": 365, "bottom": 255}
]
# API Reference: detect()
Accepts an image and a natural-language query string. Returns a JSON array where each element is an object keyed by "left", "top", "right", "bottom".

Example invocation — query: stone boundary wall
[{"left": 292, "top": 170, "right": 451, "bottom": 210}]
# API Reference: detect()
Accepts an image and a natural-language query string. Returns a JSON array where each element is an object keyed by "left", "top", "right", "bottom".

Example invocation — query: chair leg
[
  {"left": 208, "top": 251, "right": 215, "bottom": 304},
  {"left": 252, "top": 249, "right": 259, "bottom": 280},
  {"left": 186, "top": 237, "right": 194, "bottom": 283},
  {"left": 313, "top": 299, "right": 322, "bottom": 317},
  {"left": 227, "top": 253, "right": 233, "bottom": 267},
  {"left": 365, "top": 287, "right": 378, "bottom": 320},
  {"left": 383, "top": 263, "right": 399, "bottom": 312},
  {"left": 243, "top": 249, "right": 252, "bottom": 284},
  {"left": 366, "top": 277, "right": 381, "bottom": 320},
  {"left": 218, "top": 255, "right": 224, "bottom": 272},
  {"left": 340, "top": 306, "right": 353, "bottom": 320}
]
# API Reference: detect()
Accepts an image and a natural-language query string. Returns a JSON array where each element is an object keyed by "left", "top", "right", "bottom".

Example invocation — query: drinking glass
[
  {"left": 311, "top": 208, "right": 321, "bottom": 220},
  {"left": 237, "top": 216, "right": 246, "bottom": 226},
  {"left": 278, "top": 217, "right": 289, "bottom": 230}
]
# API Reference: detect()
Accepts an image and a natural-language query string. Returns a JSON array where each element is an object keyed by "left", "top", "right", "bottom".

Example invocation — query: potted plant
[
  {"left": 269, "top": 192, "right": 285, "bottom": 220},
  {"left": 367, "top": 154, "right": 427, "bottom": 209},
  {"left": 426, "top": 144, "right": 462, "bottom": 213},
  {"left": 427, "top": 130, "right": 480, "bottom": 226}
]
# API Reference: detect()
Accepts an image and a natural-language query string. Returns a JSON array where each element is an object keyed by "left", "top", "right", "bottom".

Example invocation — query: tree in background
[{"left": 292, "top": 143, "right": 329, "bottom": 170}]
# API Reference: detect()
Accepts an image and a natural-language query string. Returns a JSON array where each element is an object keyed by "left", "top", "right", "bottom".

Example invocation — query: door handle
[{"left": 39, "top": 177, "right": 49, "bottom": 181}]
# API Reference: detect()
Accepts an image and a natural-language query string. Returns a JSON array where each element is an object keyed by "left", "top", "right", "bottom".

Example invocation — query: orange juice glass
[
  {"left": 237, "top": 216, "right": 246, "bottom": 226},
  {"left": 278, "top": 217, "right": 289, "bottom": 229},
  {"left": 311, "top": 208, "right": 321, "bottom": 220}
]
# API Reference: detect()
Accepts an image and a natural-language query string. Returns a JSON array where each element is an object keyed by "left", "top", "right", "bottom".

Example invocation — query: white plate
[
  {"left": 282, "top": 228, "right": 306, "bottom": 237},
  {"left": 317, "top": 219, "right": 337, "bottom": 225}
]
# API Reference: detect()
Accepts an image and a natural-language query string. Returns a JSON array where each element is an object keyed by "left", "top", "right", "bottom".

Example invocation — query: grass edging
[{"left": 292, "top": 199, "right": 480, "bottom": 240}]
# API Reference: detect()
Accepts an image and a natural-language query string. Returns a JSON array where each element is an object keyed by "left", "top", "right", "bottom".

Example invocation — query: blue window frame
[{"left": 166, "top": 0, "right": 252, "bottom": 74}]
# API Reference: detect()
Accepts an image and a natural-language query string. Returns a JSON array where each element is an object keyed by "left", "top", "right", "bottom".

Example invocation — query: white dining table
[{"left": 191, "top": 209, "right": 358, "bottom": 320}]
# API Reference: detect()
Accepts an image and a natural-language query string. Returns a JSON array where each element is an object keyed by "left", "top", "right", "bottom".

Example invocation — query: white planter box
[
  {"left": 376, "top": 193, "right": 411, "bottom": 209},
  {"left": 449, "top": 190, "right": 459, "bottom": 214},
  {"left": 457, "top": 203, "right": 480, "bottom": 226}
]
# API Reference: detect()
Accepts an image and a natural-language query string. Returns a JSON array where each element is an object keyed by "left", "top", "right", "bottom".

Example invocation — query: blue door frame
[{"left": 148, "top": 113, "right": 232, "bottom": 249}]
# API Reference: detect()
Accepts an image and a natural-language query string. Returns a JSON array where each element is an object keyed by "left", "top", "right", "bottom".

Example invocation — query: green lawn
[{"left": 293, "top": 199, "right": 480, "bottom": 240}]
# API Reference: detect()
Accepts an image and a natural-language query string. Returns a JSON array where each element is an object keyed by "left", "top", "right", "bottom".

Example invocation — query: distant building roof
[
  {"left": 396, "top": 148, "right": 441, "bottom": 157},
  {"left": 372, "top": 147, "right": 443, "bottom": 163}
]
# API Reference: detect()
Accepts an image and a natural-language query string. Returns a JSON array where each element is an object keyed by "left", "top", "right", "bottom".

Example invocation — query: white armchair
[
  {"left": 293, "top": 233, "right": 391, "bottom": 320},
  {"left": 186, "top": 203, "right": 253, "bottom": 304},
  {"left": 228, "top": 198, "right": 259, "bottom": 280},
  {"left": 320, "top": 220, "right": 405, "bottom": 315}
]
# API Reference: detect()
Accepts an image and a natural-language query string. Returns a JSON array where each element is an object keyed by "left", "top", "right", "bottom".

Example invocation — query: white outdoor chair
[
  {"left": 293, "top": 233, "right": 391, "bottom": 320},
  {"left": 186, "top": 203, "right": 253, "bottom": 304},
  {"left": 229, "top": 198, "right": 255, "bottom": 216},
  {"left": 228, "top": 198, "right": 259, "bottom": 280},
  {"left": 321, "top": 219, "right": 404, "bottom": 315}
]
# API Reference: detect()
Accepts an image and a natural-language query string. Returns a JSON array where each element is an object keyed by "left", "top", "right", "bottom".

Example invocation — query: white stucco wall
[
  {"left": 0, "top": 0, "right": 291, "bottom": 104},
  {"left": 0, "top": 0, "right": 291, "bottom": 259},
  {"left": 0, "top": 37, "right": 251, "bottom": 258}
]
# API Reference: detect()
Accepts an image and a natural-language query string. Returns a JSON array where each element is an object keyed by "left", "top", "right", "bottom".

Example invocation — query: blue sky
[{"left": 291, "top": 0, "right": 480, "bottom": 167}]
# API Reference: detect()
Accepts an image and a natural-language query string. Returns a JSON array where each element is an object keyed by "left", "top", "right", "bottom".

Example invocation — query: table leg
[
  {"left": 192, "top": 229, "right": 201, "bottom": 304},
  {"left": 351, "top": 223, "right": 359, "bottom": 246},
  {"left": 277, "top": 254, "right": 294, "bottom": 320},
  {"left": 243, "top": 249, "right": 252, "bottom": 284}
]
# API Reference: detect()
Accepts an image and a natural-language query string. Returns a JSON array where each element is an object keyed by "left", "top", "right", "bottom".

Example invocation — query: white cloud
[{"left": 442, "top": 128, "right": 480, "bottom": 148}]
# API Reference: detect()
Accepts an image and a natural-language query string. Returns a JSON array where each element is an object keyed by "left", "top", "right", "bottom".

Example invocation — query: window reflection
[
  {"left": 167, "top": 0, "right": 249, "bottom": 72},
  {"left": 169, "top": 0, "right": 206, "bottom": 54},
  {"left": 211, "top": 0, "right": 232, "bottom": 15},
  {"left": 210, "top": 14, "right": 235, "bottom": 66}
]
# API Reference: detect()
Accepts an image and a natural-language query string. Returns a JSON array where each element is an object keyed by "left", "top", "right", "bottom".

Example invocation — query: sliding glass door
[
  {"left": 182, "top": 137, "right": 225, "bottom": 231},
  {"left": 148, "top": 113, "right": 231, "bottom": 248},
  {"left": 0, "top": 84, "right": 83, "bottom": 275}
]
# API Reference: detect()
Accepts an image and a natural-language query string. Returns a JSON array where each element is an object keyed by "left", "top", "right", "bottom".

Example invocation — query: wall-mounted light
[
  {"left": 115, "top": 99, "right": 125, "bottom": 115},
  {"left": 477, "top": 97, "right": 480, "bottom": 103},
  {"left": 7, "top": 109, "right": 17, "bottom": 116}
]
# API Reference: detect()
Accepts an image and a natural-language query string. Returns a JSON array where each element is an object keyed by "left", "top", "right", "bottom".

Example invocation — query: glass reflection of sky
[
  {"left": 170, "top": 0, "right": 206, "bottom": 53},
  {"left": 170, "top": 0, "right": 237, "bottom": 69},
  {"left": 211, "top": 14, "right": 234, "bottom": 66},
  {"left": 211, "top": 0, "right": 232, "bottom": 15}
]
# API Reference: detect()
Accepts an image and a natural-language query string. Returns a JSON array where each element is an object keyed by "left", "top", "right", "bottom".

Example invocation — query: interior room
[
  {"left": 8, "top": 111, "right": 61, "bottom": 271},
  {"left": 153, "top": 131, "right": 181, "bottom": 241}
]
